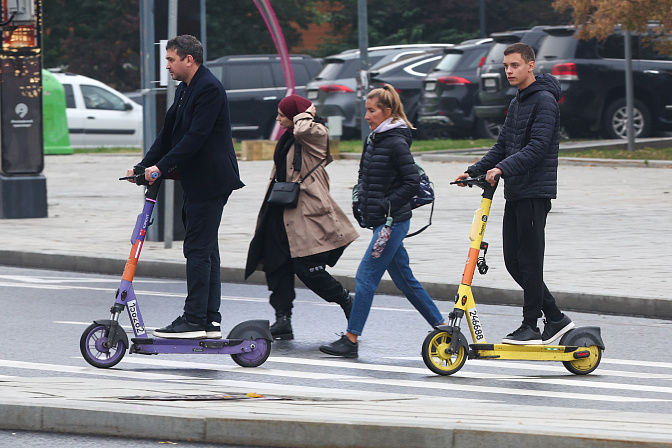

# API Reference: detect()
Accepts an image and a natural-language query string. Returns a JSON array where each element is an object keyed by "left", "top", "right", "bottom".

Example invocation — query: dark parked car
[
  {"left": 417, "top": 38, "right": 493, "bottom": 139},
  {"left": 534, "top": 26, "right": 672, "bottom": 139},
  {"left": 367, "top": 50, "right": 446, "bottom": 137},
  {"left": 306, "top": 45, "right": 453, "bottom": 138},
  {"left": 474, "top": 26, "right": 551, "bottom": 138},
  {"left": 207, "top": 54, "right": 322, "bottom": 140}
]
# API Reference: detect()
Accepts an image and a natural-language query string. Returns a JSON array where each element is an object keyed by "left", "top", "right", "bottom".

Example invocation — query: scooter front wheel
[
  {"left": 231, "top": 338, "right": 271, "bottom": 367},
  {"left": 422, "top": 329, "right": 468, "bottom": 375},
  {"left": 80, "top": 323, "right": 126, "bottom": 368}
]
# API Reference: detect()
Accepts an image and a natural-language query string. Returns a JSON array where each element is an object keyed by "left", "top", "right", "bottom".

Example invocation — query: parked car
[
  {"left": 367, "top": 50, "right": 446, "bottom": 138},
  {"left": 534, "top": 25, "right": 672, "bottom": 139},
  {"left": 207, "top": 54, "right": 322, "bottom": 140},
  {"left": 417, "top": 38, "right": 493, "bottom": 139},
  {"left": 51, "top": 72, "right": 143, "bottom": 148},
  {"left": 474, "top": 26, "right": 551, "bottom": 138},
  {"left": 305, "top": 44, "right": 453, "bottom": 139}
]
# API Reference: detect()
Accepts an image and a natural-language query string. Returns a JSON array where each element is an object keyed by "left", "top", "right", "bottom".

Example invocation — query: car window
[
  {"left": 62, "top": 83, "right": 76, "bottom": 109},
  {"left": 461, "top": 47, "right": 490, "bottom": 69},
  {"left": 597, "top": 35, "right": 629, "bottom": 59},
  {"left": 538, "top": 35, "right": 578, "bottom": 60},
  {"left": 81, "top": 85, "right": 126, "bottom": 111},
  {"left": 403, "top": 57, "right": 441, "bottom": 76},
  {"left": 226, "top": 64, "right": 275, "bottom": 90},
  {"left": 484, "top": 42, "right": 509, "bottom": 65},
  {"left": 433, "top": 52, "right": 464, "bottom": 71},
  {"left": 315, "top": 56, "right": 384, "bottom": 80}
]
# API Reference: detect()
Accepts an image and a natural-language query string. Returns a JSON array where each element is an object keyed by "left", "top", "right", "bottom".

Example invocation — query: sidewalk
[
  {"left": 2, "top": 375, "right": 672, "bottom": 448},
  {"left": 1, "top": 151, "right": 671, "bottom": 447},
  {"left": 0, "top": 151, "right": 670, "bottom": 318}
]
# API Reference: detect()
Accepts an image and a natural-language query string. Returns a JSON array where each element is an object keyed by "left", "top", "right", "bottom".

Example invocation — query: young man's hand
[{"left": 486, "top": 168, "right": 502, "bottom": 186}]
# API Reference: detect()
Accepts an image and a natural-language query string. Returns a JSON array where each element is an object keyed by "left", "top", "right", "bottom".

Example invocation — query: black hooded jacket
[
  {"left": 357, "top": 126, "right": 419, "bottom": 228},
  {"left": 469, "top": 74, "right": 561, "bottom": 200}
]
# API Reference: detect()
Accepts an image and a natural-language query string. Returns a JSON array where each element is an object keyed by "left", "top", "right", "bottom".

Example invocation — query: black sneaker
[
  {"left": 501, "top": 324, "right": 542, "bottom": 345},
  {"left": 153, "top": 316, "right": 206, "bottom": 339},
  {"left": 206, "top": 321, "right": 222, "bottom": 339},
  {"left": 319, "top": 334, "right": 358, "bottom": 358},
  {"left": 541, "top": 314, "right": 575, "bottom": 344}
]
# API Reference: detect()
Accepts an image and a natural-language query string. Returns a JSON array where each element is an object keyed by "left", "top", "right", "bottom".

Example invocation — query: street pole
[
  {"left": 164, "top": 0, "right": 178, "bottom": 249},
  {"left": 624, "top": 30, "right": 635, "bottom": 151},
  {"left": 358, "top": 0, "right": 369, "bottom": 143},
  {"left": 479, "top": 0, "right": 486, "bottom": 38}
]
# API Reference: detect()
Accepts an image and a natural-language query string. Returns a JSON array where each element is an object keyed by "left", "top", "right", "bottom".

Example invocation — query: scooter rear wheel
[
  {"left": 563, "top": 345, "right": 602, "bottom": 375},
  {"left": 231, "top": 338, "right": 271, "bottom": 367},
  {"left": 422, "top": 329, "right": 468, "bottom": 375},
  {"left": 80, "top": 323, "right": 126, "bottom": 368}
]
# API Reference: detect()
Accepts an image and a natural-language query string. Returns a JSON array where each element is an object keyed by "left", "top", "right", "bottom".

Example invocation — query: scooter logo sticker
[
  {"left": 127, "top": 300, "right": 145, "bottom": 333},
  {"left": 461, "top": 295, "right": 467, "bottom": 306}
]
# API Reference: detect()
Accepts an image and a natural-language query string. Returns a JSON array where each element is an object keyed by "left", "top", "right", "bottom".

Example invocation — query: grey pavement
[{"left": 1, "top": 147, "right": 672, "bottom": 447}]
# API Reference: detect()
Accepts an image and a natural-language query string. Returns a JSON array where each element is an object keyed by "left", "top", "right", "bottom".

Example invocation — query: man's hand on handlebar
[
  {"left": 453, "top": 172, "right": 470, "bottom": 186},
  {"left": 145, "top": 166, "right": 161, "bottom": 185},
  {"left": 485, "top": 168, "right": 502, "bottom": 186}
]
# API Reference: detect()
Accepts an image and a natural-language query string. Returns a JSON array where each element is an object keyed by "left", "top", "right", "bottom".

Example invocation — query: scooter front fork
[{"left": 441, "top": 309, "right": 465, "bottom": 355}]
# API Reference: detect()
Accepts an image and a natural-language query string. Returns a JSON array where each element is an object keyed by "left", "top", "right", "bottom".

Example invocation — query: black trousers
[
  {"left": 265, "top": 248, "right": 347, "bottom": 315},
  {"left": 181, "top": 192, "right": 230, "bottom": 326},
  {"left": 502, "top": 198, "right": 562, "bottom": 326}
]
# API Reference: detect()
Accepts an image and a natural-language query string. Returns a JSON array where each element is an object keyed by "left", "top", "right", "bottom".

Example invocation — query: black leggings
[{"left": 265, "top": 248, "right": 347, "bottom": 315}]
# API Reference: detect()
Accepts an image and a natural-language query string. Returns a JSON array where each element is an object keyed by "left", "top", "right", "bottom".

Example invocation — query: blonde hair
[{"left": 366, "top": 84, "right": 415, "bottom": 129}]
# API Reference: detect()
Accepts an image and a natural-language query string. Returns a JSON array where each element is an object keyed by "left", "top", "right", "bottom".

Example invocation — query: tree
[
  {"left": 553, "top": 0, "right": 672, "bottom": 53},
  {"left": 43, "top": 0, "right": 140, "bottom": 91}
]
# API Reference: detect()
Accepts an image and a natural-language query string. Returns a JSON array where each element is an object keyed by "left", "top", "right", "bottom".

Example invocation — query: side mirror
[{"left": 124, "top": 102, "right": 133, "bottom": 111}]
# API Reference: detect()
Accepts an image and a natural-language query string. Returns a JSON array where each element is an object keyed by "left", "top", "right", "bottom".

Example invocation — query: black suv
[
  {"left": 474, "top": 26, "right": 551, "bottom": 137},
  {"left": 534, "top": 26, "right": 672, "bottom": 138},
  {"left": 207, "top": 54, "right": 322, "bottom": 140},
  {"left": 417, "top": 38, "right": 493, "bottom": 139}
]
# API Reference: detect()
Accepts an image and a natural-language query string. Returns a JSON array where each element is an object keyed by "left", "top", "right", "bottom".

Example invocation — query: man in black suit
[{"left": 127, "top": 35, "right": 244, "bottom": 339}]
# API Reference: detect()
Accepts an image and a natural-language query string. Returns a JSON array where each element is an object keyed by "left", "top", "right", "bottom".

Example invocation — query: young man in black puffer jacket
[{"left": 455, "top": 43, "right": 574, "bottom": 345}]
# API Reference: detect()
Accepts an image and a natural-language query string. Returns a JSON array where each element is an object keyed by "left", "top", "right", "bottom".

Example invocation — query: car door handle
[
  {"left": 644, "top": 70, "right": 660, "bottom": 74},
  {"left": 263, "top": 96, "right": 277, "bottom": 101},
  {"left": 87, "top": 116, "right": 96, "bottom": 119}
]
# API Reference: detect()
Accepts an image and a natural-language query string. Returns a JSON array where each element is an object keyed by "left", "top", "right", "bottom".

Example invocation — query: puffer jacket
[
  {"left": 469, "top": 74, "right": 561, "bottom": 200},
  {"left": 357, "top": 126, "right": 419, "bottom": 228}
]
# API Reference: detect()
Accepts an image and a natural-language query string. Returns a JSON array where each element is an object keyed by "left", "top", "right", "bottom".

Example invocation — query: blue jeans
[{"left": 347, "top": 220, "right": 445, "bottom": 336}]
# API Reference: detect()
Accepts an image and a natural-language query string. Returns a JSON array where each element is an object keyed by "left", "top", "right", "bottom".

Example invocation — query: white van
[{"left": 51, "top": 72, "right": 143, "bottom": 148}]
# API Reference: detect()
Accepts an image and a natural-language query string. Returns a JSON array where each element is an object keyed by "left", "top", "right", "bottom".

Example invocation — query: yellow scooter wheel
[
  {"left": 563, "top": 345, "right": 602, "bottom": 375},
  {"left": 422, "top": 329, "right": 468, "bottom": 375}
]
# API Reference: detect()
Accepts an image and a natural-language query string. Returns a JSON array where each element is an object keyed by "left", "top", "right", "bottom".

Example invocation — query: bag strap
[{"left": 405, "top": 200, "right": 433, "bottom": 238}]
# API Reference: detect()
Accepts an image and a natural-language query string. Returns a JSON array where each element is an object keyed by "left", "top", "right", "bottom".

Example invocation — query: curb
[{"left": 2, "top": 249, "right": 669, "bottom": 319}]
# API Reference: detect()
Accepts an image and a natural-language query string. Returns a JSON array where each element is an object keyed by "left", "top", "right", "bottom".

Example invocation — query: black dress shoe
[{"left": 319, "top": 334, "right": 358, "bottom": 358}]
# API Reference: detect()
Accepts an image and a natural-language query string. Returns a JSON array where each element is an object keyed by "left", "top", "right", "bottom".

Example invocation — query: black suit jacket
[{"left": 141, "top": 65, "right": 244, "bottom": 201}]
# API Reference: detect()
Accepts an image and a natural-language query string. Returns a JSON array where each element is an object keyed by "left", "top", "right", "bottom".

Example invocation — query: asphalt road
[{"left": 2, "top": 265, "right": 672, "bottom": 419}]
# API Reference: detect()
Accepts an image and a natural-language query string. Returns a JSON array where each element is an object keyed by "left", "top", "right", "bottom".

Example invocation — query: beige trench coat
[{"left": 245, "top": 112, "right": 359, "bottom": 276}]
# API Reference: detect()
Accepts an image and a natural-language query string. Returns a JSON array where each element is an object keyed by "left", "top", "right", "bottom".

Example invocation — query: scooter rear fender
[
  {"left": 559, "top": 326, "right": 605, "bottom": 350},
  {"left": 227, "top": 319, "right": 272, "bottom": 342}
]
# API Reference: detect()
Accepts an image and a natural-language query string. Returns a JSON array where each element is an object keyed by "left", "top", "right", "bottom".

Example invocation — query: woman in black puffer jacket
[{"left": 320, "top": 85, "right": 445, "bottom": 358}]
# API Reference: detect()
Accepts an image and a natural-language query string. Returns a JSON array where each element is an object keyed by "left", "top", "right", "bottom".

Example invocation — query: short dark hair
[
  {"left": 166, "top": 35, "right": 203, "bottom": 65},
  {"left": 504, "top": 42, "right": 535, "bottom": 63}
]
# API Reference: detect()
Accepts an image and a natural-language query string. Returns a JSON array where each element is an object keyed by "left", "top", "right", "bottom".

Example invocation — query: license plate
[
  {"left": 307, "top": 90, "right": 318, "bottom": 100},
  {"left": 484, "top": 78, "right": 496, "bottom": 89},
  {"left": 424, "top": 81, "right": 436, "bottom": 92}
]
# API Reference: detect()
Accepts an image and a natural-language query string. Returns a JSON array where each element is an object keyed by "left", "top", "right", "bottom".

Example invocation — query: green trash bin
[{"left": 42, "top": 69, "right": 72, "bottom": 155}]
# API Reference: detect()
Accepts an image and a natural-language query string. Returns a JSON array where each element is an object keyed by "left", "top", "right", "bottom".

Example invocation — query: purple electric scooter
[{"left": 79, "top": 166, "right": 272, "bottom": 369}]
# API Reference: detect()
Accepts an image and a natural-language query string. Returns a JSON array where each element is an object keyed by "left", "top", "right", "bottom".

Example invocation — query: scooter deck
[
  {"left": 130, "top": 337, "right": 257, "bottom": 355},
  {"left": 470, "top": 343, "right": 592, "bottom": 362}
]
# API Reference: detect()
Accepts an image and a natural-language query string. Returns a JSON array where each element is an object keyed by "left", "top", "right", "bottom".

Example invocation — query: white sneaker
[{"left": 206, "top": 321, "right": 222, "bottom": 339}]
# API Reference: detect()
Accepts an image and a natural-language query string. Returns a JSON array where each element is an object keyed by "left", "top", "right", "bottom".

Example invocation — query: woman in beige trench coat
[{"left": 245, "top": 95, "right": 359, "bottom": 340}]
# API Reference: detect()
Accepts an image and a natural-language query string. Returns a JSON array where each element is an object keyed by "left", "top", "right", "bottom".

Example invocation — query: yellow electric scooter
[{"left": 422, "top": 175, "right": 604, "bottom": 376}]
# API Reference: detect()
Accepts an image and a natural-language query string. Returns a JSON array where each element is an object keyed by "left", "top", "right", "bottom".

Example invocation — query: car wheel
[
  {"left": 476, "top": 118, "right": 501, "bottom": 140},
  {"left": 602, "top": 98, "right": 651, "bottom": 139}
]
